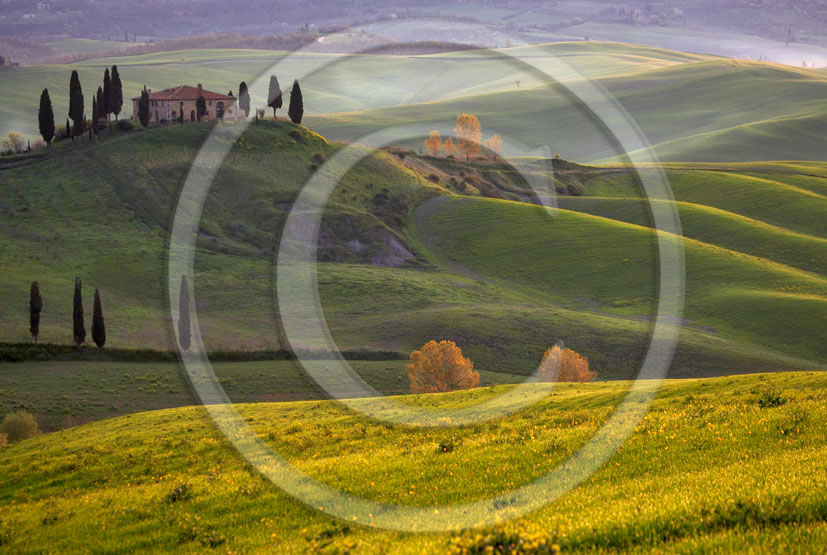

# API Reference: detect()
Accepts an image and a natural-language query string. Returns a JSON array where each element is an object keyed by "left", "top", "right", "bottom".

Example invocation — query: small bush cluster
[
  {"left": 0, "top": 432, "right": 7, "bottom": 448},
  {"left": 0, "top": 411, "right": 40, "bottom": 443},
  {"left": 166, "top": 484, "right": 191, "bottom": 503},
  {"left": 757, "top": 386, "right": 786, "bottom": 408}
]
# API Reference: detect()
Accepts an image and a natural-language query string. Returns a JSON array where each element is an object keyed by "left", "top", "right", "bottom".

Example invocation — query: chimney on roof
[{"left": 197, "top": 83, "right": 203, "bottom": 97}]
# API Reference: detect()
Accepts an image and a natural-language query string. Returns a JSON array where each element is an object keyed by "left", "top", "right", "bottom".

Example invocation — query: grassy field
[
  {"left": 305, "top": 56, "right": 827, "bottom": 163},
  {"left": 0, "top": 42, "right": 705, "bottom": 141},
  {"left": 549, "top": 22, "right": 827, "bottom": 67},
  {"left": 5, "top": 41, "right": 827, "bottom": 164},
  {"left": 0, "top": 121, "right": 824, "bottom": 379},
  {"left": 1, "top": 371, "right": 826, "bottom": 551},
  {"left": 0, "top": 359, "right": 526, "bottom": 432},
  {"left": 46, "top": 38, "right": 147, "bottom": 56}
]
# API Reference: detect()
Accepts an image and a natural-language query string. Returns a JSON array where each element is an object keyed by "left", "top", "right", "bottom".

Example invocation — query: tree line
[
  {"left": 27, "top": 279, "right": 106, "bottom": 348},
  {"left": 37, "top": 65, "right": 124, "bottom": 148},
  {"left": 26, "top": 275, "right": 193, "bottom": 354},
  {"left": 31, "top": 69, "right": 307, "bottom": 148}
]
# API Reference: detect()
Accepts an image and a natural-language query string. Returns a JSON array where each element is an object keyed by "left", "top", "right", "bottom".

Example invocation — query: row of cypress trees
[
  {"left": 28, "top": 279, "right": 106, "bottom": 348},
  {"left": 27, "top": 276, "right": 192, "bottom": 353},
  {"left": 37, "top": 66, "right": 124, "bottom": 147},
  {"left": 265, "top": 75, "right": 303, "bottom": 124}
]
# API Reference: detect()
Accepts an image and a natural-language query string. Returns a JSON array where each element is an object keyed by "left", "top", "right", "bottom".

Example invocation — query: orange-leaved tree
[
  {"left": 484, "top": 134, "right": 503, "bottom": 160},
  {"left": 407, "top": 340, "right": 480, "bottom": 393},
  {"left": 537, "top": 345, "right": 596, "bottom": 383},
  {"left": 424, "top": 130, "right": 442, "bottom": 156},
  {"left": 454, "top": 114, "right": 481, "bottom": 162},
  {"left": 441, "top": 136, "right": 455, "bottom": 157}
]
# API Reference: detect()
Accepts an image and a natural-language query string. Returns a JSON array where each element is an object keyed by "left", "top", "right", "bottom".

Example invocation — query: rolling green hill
[
  {"left": 1, "top": 372, "right": 826, "bottom": 552},
  {"left": 0, "top": 121, "right": 824, "bottom": 379},
  {"left": 3, "top": 42, "right": 825, "bottom": 163},
  {"left": 305, "top": 58, "right": 827, "bottom": 163},
  {"left": 0, "top": 42, "right": 708, "bottom": 142}
]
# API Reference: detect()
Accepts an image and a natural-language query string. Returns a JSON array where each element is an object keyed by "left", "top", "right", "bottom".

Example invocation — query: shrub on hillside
[
  {"left": 0, "top": 411, "right": 40, "bottom": 442},
  {"left": 0, "top": 432, "right": 7, "bottom": 448},
  {"left": 757, "top": 386, "right": 786, "bottom": 408},
  {"left": 117, "top": 119, "right": 133, "bottom": 132},
  {"left": 566, "top": 181, "right": 586, "bottom": 196},
  {"left": 537, "top": 345, "right": 596, "bottom": 383},
  {"left": 407, "top": 340, "right": 480, "bottom": 393}
]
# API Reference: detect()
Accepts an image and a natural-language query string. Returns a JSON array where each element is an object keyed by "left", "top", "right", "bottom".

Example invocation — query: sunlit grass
[{"left": 1, "top": 372, "right": 825, "bottom": 552}]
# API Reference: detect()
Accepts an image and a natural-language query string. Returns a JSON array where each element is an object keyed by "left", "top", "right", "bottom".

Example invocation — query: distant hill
[
  {"left": 305, "top": 51, "right": 827, "bottom": 163},
  {"left": 5, "top": 41, "right": 826, "bottom": 165}
]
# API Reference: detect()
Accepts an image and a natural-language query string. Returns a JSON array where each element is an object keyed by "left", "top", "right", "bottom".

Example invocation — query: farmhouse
[{"left": 131, "top": 84, "right": 238, "bottom": 123}]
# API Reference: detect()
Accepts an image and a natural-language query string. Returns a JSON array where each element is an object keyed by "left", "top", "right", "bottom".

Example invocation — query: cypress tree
[
  {"left": 91, "top": 288, "right": 106, "bottom": 349},
  {"left": 97, "top": 86, "right": 105, "bottom": 122},
  {"left": 178, "top": 275, "right": 191, "bottom": 352},
  {"left": 38, "top": 88, "right": 55, "bottom": 147},
  {"left": 288, "top": 80, "right": 303, "bottom": 125},
  {"left": 138, "top": 87, "right": 150, "bottom": 128},
  {"left": 91, "top": 97, "right": 97, "bottom": 133},
  {"left": 267, "top": 75, "right": 282, "bottom": 119},
  {"left": 65, "top": 117, "right": 71, "bottom": 141},
  {"left": 103, "top": 68, "right": 112, "bottom": 121},
  {"left": 110, "top": 65, "right": 123, "bottom": 125},
  {"left": 196, "top": 95, "right": 207, "bottom": 121},
  {"left": 238, "top": 81, "right": 250, "bottom": 117},
  {"left": 29, "top": 281, "right": 42, "bottom": 344},
  {"left": 73, "top": 277, "right": 86, "bottom": 346},
  {"left": 68, "top": 70, "right": 84, "bottom": 140}
]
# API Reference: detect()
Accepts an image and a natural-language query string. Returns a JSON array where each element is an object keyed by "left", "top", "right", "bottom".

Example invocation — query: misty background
[{"left": 1, "top": 0, "right": 827, "bottom": 67}]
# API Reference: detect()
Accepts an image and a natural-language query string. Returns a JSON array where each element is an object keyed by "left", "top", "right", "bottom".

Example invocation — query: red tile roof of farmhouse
[{"left": 131, "top": 85, "right": 235, "bottom": 101}]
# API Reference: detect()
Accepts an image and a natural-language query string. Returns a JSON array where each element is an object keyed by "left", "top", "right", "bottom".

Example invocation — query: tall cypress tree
[
  {"left": 110, "top": 65, "right": 123, "bottom": 125},
  {"left": 138, "top": 87, "right": 150, "bottom": 128},
  {"left": 73, "top": 277, "right": 86, "bottom": 346},
  {"left": 102, "top": 68, "right": 112, "bottom": 121},
  {"left": 96, "top": 86, "right": 104, "bottom": 122},
  {"left": 267, "top": 75, "right": 282, "bottom": 119},
  {"left": 288, "top": 80, "right": 304, "bottom": 125},
  {"left": 68, "top": 70, "right": 84, "bottom": 140},
  {"left": 65, "top": 118, "right": 71, "bottom": 141},
  {"left": 38, "top": 88, "right": 55, "bottom": 147},
  {"left": 178, "top": 275, "right": 191, "bottom": 353},
  {"left": 91, "top": 288, "right": 106, "bottom": 349},
  {"left": 29, "top": 281, "right": 42, "bottom": 344},
  {"left": 91, "top": 97, "right": 97, "bottom": 134},
  {"left": 238, "top": 81, "right": 250, "bottom": 117}
]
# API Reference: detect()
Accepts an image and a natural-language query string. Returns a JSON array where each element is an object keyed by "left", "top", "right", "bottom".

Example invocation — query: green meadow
[
  {"left": 0, "top": 36, "right": 826, "bottom": 554},
  {"left": 3, "top": 41, "right": 827, "bottom": 164},
  {"left": 0, "top": 359, "right": 525, "bottom": 432},
  {"left": 1, "top": 372, "right": 826, "bottom": 552},
  {"left": 1, "top": 121, "right": 824, "bottom": 380}
]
